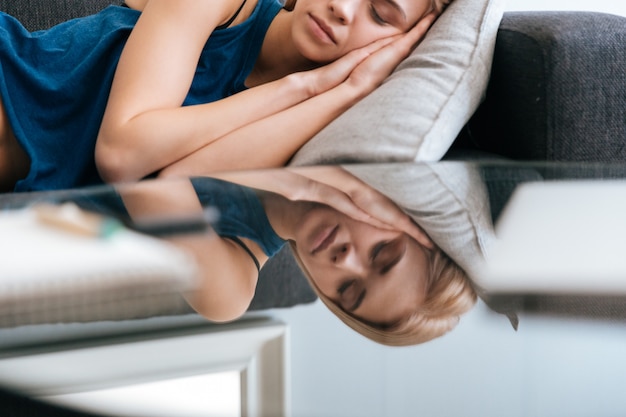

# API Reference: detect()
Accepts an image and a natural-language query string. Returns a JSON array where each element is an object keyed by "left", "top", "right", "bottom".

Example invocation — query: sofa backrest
[{"left": 0, "top": 0, "right": 121, "bottom": 31}]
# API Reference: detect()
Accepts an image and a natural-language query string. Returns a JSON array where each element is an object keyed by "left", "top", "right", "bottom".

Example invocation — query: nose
[
  {"left": 328, "top": 0, "right": 356, "bottom": 24},
  {"left": 331, "top": 243, "right": 367, "bottom": 275}
]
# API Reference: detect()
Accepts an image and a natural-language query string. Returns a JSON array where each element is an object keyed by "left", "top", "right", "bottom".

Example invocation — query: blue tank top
[
  {"left": 0, "top": 0, "right": 283, "bottom": 192},
  {"left": 190, "top": 177, "right": 285, "bottom": 257}
]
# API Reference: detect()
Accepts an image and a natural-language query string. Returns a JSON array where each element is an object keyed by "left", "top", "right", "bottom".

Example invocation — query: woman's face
[
  {"left": 291, "top": 0, "right": 433, "bottom": 62},
  {"left": 292, "top": 204, "right": 432, "bottom": 327}
]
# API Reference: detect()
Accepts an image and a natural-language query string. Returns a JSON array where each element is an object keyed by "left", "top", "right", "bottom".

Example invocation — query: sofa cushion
[
  {"left": 290, "top": 0, "right": 505, "bottom": 166},
  {"left": 468, "top": 12, "right": 626, "bottom": 162}
]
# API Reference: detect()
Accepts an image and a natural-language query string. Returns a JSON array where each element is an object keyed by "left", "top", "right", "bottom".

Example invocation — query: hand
[
  {"left": 297, "top": 36, "right": 397, "bottom": 97},
  {"left": 346, "top": 12, "right": 438, "bottom": 96}
]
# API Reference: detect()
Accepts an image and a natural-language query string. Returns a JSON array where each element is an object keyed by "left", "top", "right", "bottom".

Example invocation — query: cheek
[{"left": 342, "top": 24, "right": 399, "bottom": 53}]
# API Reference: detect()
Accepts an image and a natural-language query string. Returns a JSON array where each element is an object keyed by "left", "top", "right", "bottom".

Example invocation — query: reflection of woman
[
  {"left": 117, "top": 167, "right": 475, "bottom": 345},
  {"left": 286, "top": 200, "right": 475, "bottom": 346}
]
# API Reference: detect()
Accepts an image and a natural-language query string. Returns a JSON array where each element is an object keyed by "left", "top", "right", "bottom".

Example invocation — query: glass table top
[
  {"left": 2, "top": 160, "right": 626, "bottom": 416},
  {"left": 3, "top": 161, "right": 626, "bottom": 324}
]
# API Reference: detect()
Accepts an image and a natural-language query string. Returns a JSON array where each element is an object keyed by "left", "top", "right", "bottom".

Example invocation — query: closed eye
[
  {"left": 369, "top": 4, "right": 388, "bottom": 25},
  {"left": 350, "top": 289, "right": 366, "bottom": 311},
  {"left": 371, "top": 239, "right": 405, "bottom": 274},
  {"left": 370, "top": 0, "right": 408, "bottom": 29},
  {"left": 337, "top": 279, "right": 366, "bottom": 312}
]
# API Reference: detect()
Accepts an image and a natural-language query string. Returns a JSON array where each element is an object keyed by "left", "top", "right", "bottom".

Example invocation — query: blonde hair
[
  {"left": 283, "top": 0, "right": 453, "bottom": 14},
  {"left": 290, "top": 242, "right": 476, "bottom": 347}
]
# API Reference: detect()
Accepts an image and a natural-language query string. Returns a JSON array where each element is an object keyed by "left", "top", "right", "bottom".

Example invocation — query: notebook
[{"left": 0, "top": 203, "right": 200, "bottom": 327}]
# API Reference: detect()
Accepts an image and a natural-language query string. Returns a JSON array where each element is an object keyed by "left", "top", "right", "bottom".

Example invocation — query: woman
[
  {"left": 115, "top": 166, "right": 476, "bottom": 346},
  {"left": 0, "top": 0, "right": 448, "bottom": 193}
]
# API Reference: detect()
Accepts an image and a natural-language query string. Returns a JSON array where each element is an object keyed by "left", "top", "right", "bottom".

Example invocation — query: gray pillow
[{"left": 291, "top": 0, "right": 505, "bottom": 165}]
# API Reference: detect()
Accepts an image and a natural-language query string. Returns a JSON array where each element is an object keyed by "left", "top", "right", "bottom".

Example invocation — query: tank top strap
[{"left": 216, "top": 0, "right": 248, "bottom": 30}]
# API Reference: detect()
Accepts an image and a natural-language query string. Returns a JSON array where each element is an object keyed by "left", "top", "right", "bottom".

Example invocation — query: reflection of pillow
[
  {"left": 345, "top": 163, "right": 494, "bottom": 281},
  {"left": 346, "top": 162, "right": 521, "bottom": 328},
  {"left": 290, "top": 0, "right": 505, "bottom": 165}
]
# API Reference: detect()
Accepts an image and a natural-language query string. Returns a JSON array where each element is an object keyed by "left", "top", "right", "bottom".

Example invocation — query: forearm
[
  {"left": 160, "top": 82, "right": 364, "bottom": 177},
  {"left": 96, "top": 73, "right": 312, "bottom": 183}
]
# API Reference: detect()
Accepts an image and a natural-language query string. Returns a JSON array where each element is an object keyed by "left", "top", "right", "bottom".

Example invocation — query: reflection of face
[
  {"left": 291, "top": 0, "right": 433, "bottom": 62},
  {"left": 293, "top": 204, "right": 431, "bottom": 327}
]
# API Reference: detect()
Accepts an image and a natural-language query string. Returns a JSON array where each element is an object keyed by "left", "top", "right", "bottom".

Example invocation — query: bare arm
[
  {"left": 95, "top": 0, "right": 373, "bottom": 184},
  {"left": 159, "top": 14, "right": 438, "bottom": 176},
  {"left": 119, "top": 179, "right": 266, "bottom": 322}
]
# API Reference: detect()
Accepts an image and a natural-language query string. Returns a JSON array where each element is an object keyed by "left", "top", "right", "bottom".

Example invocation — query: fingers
[
  {"left": 307, "top": 181, "right": 392, "bottom": 228},
  {"left": 353, "top": 13, "right": 437, "bottom": 73},
  {"left": 304, "top": 36, "right": 399, "bottom": 95},
  {"left": 404, "top": 12, "right": 438, "bottom": 47},
  {"left": 332, "top": 34, "right": 400, "bottom": 71}
]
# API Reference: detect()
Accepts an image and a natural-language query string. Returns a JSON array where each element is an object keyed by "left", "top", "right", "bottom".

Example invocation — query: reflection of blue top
[
  {"left": 0, "top": 0, "right": 282, "bottom": 192},
  {"left": 191, "top": 178, "right": 286, "bottom": 257},
  {"left": 66, "top": 178, "right": 285, "bottom": 258}
]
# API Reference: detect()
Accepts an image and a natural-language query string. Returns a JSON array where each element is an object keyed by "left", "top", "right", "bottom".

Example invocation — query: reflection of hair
[
  {"left": 290, "top": 242, "right": 476, "bottom": 347},
  {"left": 283, "top": 0, "right": 454, "bottom": 14}
]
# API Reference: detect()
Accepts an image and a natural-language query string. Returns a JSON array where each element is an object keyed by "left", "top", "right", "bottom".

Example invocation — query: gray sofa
[{"left": 2, "top": 0, "right": 626, "bottom": 316}]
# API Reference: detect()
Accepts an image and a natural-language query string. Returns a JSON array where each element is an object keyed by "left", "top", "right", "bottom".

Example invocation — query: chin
[{"left": 293, "top": 38, "right": 340, "bottom": 65}]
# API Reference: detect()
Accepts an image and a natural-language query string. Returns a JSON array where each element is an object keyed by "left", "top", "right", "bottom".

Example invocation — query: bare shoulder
[{"left": 124, "top": 0, "right": 148, "bottom": 11}]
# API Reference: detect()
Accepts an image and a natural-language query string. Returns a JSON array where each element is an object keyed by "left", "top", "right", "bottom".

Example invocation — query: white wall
[
  {"left": 270, "top": 300, "right": 626, "bottom": 417},
  {"left": 505, "top": 0, "right": 626, "bottom": 16},
  {"left": 268, "top": 2, "right": 626, "bottom": 416}
]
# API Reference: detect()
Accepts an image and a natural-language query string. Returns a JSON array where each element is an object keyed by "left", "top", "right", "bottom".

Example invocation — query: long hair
[{"left": 290, "top": 241, "right": 477, "bottom": 347}]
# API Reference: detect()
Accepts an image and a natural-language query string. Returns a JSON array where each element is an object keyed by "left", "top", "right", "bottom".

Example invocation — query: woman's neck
[
  {"left": 247, "top": 9, "right": 318, "bottom": 87},
  {"left": 260, "top": 192, "right": 313, "bottom": 241}
]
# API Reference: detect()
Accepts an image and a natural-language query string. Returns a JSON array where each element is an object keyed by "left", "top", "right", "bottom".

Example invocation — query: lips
[
  {"left": 309, "top": 13, "right": 336, "bottom": 44},
  {"left": 311, "top": 225, "right": 338, "bottom": 254}
]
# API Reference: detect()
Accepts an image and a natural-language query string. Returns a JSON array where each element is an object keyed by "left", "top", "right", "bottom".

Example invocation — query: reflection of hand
[
  {"left": 211, "top": 169, "right": 380, "bottom": 227},
  {"left": 211, "top": 167, "right": 433, "bottom": 246},
  {"left": 286, "top": 167, "right": 434, "bottom": 247}
]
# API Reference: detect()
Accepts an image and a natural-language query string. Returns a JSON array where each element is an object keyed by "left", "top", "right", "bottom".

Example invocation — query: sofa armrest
[{"left": 463, "top": 11, "right": 626, "bottom": 162}]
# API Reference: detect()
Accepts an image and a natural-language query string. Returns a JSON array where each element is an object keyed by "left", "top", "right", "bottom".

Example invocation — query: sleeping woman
[{"left": 0, "top": 0, "right": 450, "bottom": 193}]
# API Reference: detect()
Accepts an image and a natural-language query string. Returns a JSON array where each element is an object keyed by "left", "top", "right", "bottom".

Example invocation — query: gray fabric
[
  {"left": 464, "top": 12, "right": 626, "bottom": 162},
  {"left": 0, "top": 0, "right": 121, "bottom": 30},
  {"left": 252, "top": 247, "right": 316, "bottom": 310}
]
